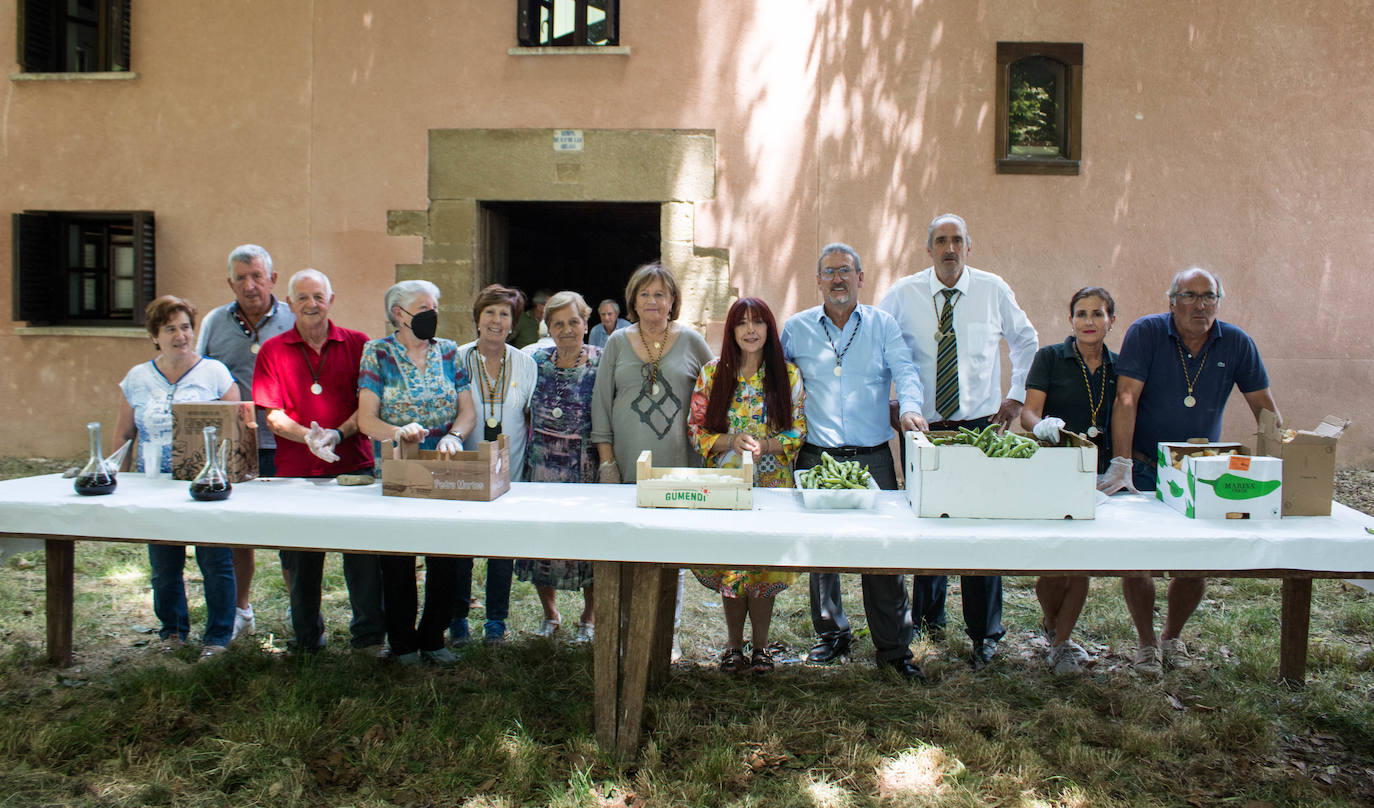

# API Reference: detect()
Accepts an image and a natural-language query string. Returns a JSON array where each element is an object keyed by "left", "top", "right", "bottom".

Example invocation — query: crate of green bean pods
[{"left": 793, "top": 452, "right": 882, "bottom": 510}]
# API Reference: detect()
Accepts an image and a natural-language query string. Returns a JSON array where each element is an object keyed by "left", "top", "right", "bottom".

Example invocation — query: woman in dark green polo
[{"left": 1021, "top": 286, "right": 1118, "bottom": 675}]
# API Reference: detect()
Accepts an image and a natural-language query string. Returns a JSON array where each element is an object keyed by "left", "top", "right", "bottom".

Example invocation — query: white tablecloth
[{"left": 2, "top": 474, "right": 1372, "bottom": 574}]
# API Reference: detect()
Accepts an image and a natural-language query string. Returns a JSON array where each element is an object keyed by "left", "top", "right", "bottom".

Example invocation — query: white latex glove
[
  {"left": 598, "top": 460, "right": 622, "bottom": 485},
  {"left": 1096, "top": 456, "right": 1140, "bottom": 495},
  {"left": 305, "top": 421, "right": 341, "bottom": 463},
  {"left": 393, "top": 422, "right": 426, "bottom": 444},
  {"left": 1032, "top": 417, "right": 1066, "bottom": 444},
  {"left": 436, "top": 433, "right": 463, "bottom": 458}
]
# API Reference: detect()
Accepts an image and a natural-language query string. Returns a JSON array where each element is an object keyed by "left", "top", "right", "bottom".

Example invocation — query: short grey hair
[
  {"left": 817, "top": 242, "right": 863, "bottom": 275},
  {"left": 1168, "top": 267, "right": 1225, "bottom": 301},
  {"left": 926, "top": 214, "right": 970, "bottom": 250},
  {"left": 383, "top": 280, "right": 441, "bottom": 328},
  {"left": 227, "top": 244, "right": 273, "bottom": 277},
  {"left": 597, "top": 299, "right": 620, "bottom": 315},
  {"left": 286, "top": 268, "right": 333, "bottom": 299},
  {"left": 545, "top": 291, "right": 592, "bottom": 324}
]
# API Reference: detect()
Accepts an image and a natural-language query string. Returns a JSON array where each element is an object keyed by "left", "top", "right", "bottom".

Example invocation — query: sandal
[
  {"left": 750, "top": 647, "right": 775, "bottom": 675},
  {"left": 719, "top": 648, "right": 748, "bottom": 674}
]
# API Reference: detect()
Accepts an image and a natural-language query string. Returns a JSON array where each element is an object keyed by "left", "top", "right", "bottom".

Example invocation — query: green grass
[{"left": 1, "top": 464, "right": 1373, "bottom": 805}]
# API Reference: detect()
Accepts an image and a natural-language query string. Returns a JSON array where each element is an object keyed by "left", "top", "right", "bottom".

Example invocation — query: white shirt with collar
[{"left": 878, "top": 266, "right": 1038, "bottom": 423}]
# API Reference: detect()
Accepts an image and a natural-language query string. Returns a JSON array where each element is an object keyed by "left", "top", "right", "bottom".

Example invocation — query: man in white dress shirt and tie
[{"left": 878, "top": 213, "right": 1038, "bottom": 669}]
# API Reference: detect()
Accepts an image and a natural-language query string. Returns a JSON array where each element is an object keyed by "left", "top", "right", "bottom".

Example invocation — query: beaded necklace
[{"left": 1072, "top": 340, "right": 1106, "bottom": 437}]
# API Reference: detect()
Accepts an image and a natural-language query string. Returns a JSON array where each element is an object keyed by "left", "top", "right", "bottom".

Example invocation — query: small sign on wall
[{"left": 554, "top": 130, "right": 583, "bottom": 152}]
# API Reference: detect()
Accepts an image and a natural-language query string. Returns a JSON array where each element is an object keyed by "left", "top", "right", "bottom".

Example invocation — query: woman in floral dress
[
  {"left": 518, "top": 291, "right": 601, "bottom": 643},
  {"left": 687, "top": 297, "right": 806, "bottom": 674}
]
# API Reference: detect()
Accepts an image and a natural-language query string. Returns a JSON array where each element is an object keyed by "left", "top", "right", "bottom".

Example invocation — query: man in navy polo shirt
[{"left": 1101, "top": 267, "right": 1280, "bottom": 676}]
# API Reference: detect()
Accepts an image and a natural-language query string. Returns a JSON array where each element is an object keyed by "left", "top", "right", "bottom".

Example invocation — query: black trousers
[
  {"left": 908, "top": 415, "right": 1005, "bottom": 642},
  {"left": 379, "top": 555, "right": 460, "bottom": 655},
  {"left": 799, "top": 443, "right": 913, "bottom": 664}
]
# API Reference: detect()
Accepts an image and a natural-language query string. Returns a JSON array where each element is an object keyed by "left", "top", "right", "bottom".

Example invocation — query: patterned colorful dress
[
  {"left": 357, "top": 334, "right": 471, "bottom": 450},
  {"left": 687, "top": 359, "right": 807, "bottom": 598},
  {"left": 515, "top": 345, "right": 601, "bottom": 590}
]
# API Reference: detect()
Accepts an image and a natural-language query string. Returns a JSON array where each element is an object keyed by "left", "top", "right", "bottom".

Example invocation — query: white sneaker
[
  {"left": 534, "top": 618, "right": 561, "bottom": 639},
  {"left": 232, "top": 606, "right": 255, "bottom": 640},
  {"left": 1049, "top": 640, "right": 1089, "bottom": 675},
  {"left": 671, "top": 638, "right": 682, "bottom": 662},
  {"left": 1132, "top": 645, "right": 1163, "bottom": 678},
  {"left": 573, "top": 621, "right": 594, "bottom": 644},
  {"left": 1161, "top": 637, "right": 1193, "bottom": 670}
]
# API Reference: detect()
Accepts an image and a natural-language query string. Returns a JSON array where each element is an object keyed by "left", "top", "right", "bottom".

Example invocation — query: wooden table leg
[
  {"left": 593, "top": 561, "right": 623, "bottom": 751},
  {"left": 649, "top": 566, "right": 678, "bottom": 688},
  {"left": 1279, "top": 576, "right": 1313, "bottom": 686},
  {"left": 615, "top": 563, "right": 662, "bottom": 762},
  {"left": 45, "top": 539, "right": 74, "bottom": 667}
]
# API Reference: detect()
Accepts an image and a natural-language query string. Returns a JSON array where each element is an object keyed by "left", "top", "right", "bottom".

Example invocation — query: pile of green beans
[
  {"left": 796, "top": 452, "right": 874, "bottom": 489},
  {"left": 931, "top": 425, "right": 1041, "bottom": 458}
]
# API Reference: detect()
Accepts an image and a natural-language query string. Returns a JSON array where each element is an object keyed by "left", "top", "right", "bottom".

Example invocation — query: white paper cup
[{"left": 143, "top": 443, "right": 165, "bottom": 478}]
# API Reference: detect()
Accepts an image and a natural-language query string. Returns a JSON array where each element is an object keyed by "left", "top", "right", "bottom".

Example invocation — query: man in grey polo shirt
[{"left": 197, "top": 244, "right": 295, "bottom": 639}]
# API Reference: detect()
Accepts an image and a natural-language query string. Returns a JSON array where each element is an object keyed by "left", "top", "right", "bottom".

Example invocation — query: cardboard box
[
  {"left": 1155, "top": 441, "right": 1282, "bottom": 520},
  {"left": 381, "top": 435, "right": 510, "bottom": 501},
  {"left": 171, "top": 402, "right": 259, "bottom": 482},
  {"left": 634, "top": 450, "right": 752, "bottom": 509},
  {"left": 1254, "top": 409, "right": 1349, "bottom": 516},
  {"left": 904, "top": 431, "right": 1097, "bottom": 519}
]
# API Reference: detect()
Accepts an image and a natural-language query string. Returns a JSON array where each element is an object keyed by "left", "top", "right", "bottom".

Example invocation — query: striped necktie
[{"left": 935, "top": 289, "right": 959, "bottom": 420}]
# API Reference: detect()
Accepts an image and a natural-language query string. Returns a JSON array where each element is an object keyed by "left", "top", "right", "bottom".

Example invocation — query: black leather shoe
[
  {"left": 805, "top": 636, "right": 851, "bottom": 664},
  {"left": 885, "top": 658, "right": 926, "bottom": 681},
  {"left": 970, "top": 638, "right": 998, "bottom": 670}
]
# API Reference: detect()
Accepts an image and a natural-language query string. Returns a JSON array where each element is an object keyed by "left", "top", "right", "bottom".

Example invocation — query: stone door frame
[{"left": 387, "top": 128, "right": 731, "bottom": 343}]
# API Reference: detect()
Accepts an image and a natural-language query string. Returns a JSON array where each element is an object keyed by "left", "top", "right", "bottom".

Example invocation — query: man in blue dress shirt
[
  {"left": 781, "top": 242, "right": 929, "bottom": 680},
  {"left": 1100, "top": 267, "right": 1279, "bottom": 676}
]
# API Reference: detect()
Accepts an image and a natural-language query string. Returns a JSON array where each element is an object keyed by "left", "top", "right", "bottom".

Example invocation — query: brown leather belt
[{"left": 926, "top": 417, "right": 993, "bottom": 431}]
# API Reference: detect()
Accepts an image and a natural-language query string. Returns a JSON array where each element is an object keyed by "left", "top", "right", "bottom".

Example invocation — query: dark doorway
[{"left": 480, "top": 201, "right": 661, "bottom": 317}]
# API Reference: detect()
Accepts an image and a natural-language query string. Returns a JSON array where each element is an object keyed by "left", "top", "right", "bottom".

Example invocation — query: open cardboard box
[
  {"left": 1254, "top": 409, "right": 1349, "bottom": 516},
  {"left": 381, "top": 435, "right": 510, "bottom": 501},
  {"left": 171, "top": 402, "right": 258, "bottom": 482},
  {"left": 904, "top": 430, "right": 1097, "bottom": 519},
  {"left": 634, "top": 450, "right": 753, "bottom": 509},
  {"left": 1155, "top": 440, "right": 1281, "bottom": 519}
]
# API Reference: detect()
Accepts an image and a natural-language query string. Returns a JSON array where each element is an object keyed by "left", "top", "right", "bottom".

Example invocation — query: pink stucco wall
[{"left": 3, "top": 1, "right": 1371, "bottom": 461}]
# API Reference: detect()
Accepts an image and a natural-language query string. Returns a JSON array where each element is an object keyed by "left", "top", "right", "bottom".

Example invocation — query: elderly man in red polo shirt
[{"left": 252, "top": 268, "right": 384, "bottom": 654}]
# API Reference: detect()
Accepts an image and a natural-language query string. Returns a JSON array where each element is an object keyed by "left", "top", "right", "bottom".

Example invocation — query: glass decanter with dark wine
[
  {"left": 74, "top": 422, "right": 117, "bottom": 496},
  {"left": 189, "top": 425, "right": 232, "bottom": 502}
]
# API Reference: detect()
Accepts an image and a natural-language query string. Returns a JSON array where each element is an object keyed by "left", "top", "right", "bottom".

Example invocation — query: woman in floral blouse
[
  {"left": 687, "top": 297, "right": 806, "bottom": 674},
  {"left": 358, "top": 279, "right": 478, "bottom": 665}
]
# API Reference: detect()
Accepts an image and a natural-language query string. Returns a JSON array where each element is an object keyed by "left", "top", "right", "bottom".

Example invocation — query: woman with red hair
[{"left": 687, "top": 297, "right": 806, "bottom": 674}]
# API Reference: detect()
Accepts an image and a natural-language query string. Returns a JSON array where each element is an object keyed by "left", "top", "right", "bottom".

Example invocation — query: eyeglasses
[
  {"left": 1172, "top": 292, "right": 1220, "bottom": 304},
  {"left": 819, "top": 266, "right": 856, "bottom": 279}
]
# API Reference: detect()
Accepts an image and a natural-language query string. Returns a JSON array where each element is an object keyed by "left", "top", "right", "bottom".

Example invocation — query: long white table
[{"left": 3, "top": 473, "right": 1373, "bottom": 760}]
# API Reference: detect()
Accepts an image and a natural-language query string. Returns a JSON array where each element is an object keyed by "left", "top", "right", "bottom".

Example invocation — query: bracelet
[{"left": 448, "top": 430, "right": 464, "bottom": 442}]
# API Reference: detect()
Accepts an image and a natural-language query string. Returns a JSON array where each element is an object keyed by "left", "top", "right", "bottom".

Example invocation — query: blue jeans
[
  {"left": 148, "top": 544, "right": 236, "bottom": 647},
  {"left": 452, "top": 558, "right": 513, "bottom": 628}
]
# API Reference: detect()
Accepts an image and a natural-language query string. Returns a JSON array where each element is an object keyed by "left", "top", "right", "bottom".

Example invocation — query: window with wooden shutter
[
  {"left": 11, "top": 211, "right": 155, "bottom": 325},
  {"left": 995, "top": 43, "right": 1083, "bottom": 176},
  {"left": 516, "top": 0, "right": 618, "bottom": 47},
  {"left": 17, "top": 0, "right": 132, "bottom": 73}
]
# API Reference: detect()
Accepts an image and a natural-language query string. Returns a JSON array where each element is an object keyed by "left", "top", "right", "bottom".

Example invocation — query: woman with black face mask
[{"left": 358, "top": 279, "right": 478, "bottom": 666}]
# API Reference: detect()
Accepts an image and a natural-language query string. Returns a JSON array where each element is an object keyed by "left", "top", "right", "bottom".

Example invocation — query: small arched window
[{"left": 996, "top": 43, "right": 1083, "bottom": 175}]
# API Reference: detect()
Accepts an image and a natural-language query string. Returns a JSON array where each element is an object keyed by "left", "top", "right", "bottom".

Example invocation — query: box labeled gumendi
[
  {"left": 381, "top": 435, "right": 510, "bottom": 502},
  {"left": 634, "top": 450, "right": 753, "bottom": 509},
  {"left": 1155, "top": 441, "right": 1282, "bottom": 520}
]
